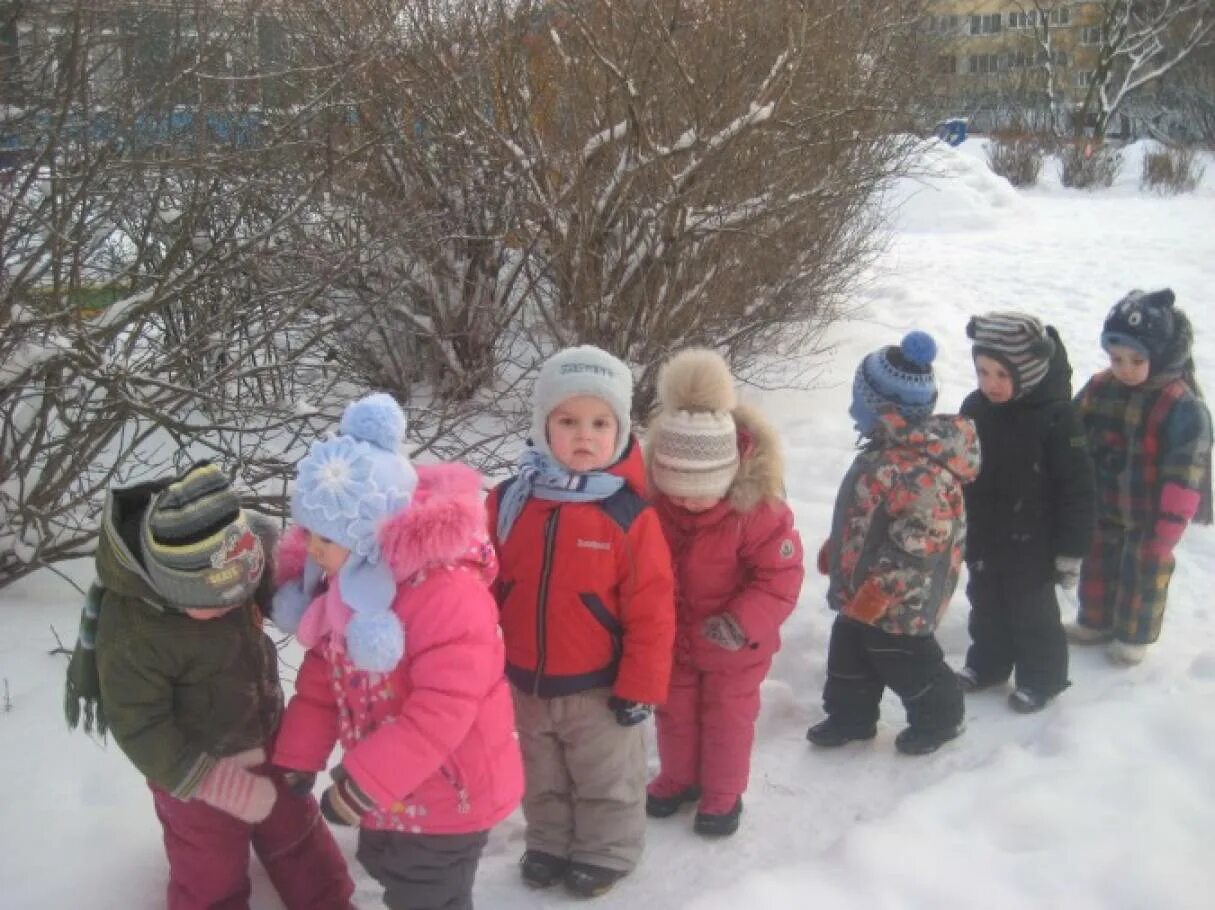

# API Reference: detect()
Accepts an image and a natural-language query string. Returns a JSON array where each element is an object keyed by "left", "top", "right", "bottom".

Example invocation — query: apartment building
[{"left": 921, "top": 2, "right": 1136, "bottom": 134}]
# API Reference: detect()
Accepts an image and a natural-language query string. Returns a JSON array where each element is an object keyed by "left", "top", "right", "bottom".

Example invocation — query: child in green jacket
[{"left": 64, "top": 462, "right": 353, "bottom": 909}]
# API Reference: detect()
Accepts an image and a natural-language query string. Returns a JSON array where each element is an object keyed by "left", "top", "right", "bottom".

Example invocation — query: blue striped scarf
[{"left": 496, "top": 448, "right": 625, "bottom": 543}]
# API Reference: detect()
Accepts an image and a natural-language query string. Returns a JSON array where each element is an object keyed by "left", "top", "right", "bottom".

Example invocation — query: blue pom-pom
[
  {"left": 340, "top": 393, "right": 406, "bottom": 452},
  {"left": 345, "top": 610, "right": 405, "bottom": 673},
  {"left": 901, "top": 331, "right": 938, "bottom": 367},
  {"left": 271, "top": 579, "right": 312, "bottom": 635}
]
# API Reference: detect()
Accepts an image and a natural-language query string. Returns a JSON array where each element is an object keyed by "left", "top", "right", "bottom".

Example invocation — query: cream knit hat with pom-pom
[{"left": 649, "top": 349, "right": 740, "bottom": 499}]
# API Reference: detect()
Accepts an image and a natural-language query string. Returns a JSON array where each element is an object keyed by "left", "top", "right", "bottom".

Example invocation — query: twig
[
  {"left": 2, "top": 679, "right": 11, "bottom": 712},
  {"left": 49, "top": 624, "right": 73, "bottom": 657}
]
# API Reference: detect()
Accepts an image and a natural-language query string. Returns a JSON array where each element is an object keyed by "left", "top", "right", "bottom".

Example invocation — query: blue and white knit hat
[
  {"left": 1101, "top": 288, "right": 1176, "bottom": 363},
  {"left": 284, "top": 393, "right": 417, "bottom": 671},
  {"left": 531, "top": 345, "right": 634, "bottom": 463},
  {"left": 851, "top": 331, "right": 939, "bottom": 436}
]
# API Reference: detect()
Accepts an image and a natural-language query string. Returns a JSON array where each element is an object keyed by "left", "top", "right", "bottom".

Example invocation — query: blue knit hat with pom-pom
[
  {"left": 851, "top": 331, "right": 939, "bottom": 435},
  {"left": 276, "top": 393, "right": 417, "bottom": 672}
]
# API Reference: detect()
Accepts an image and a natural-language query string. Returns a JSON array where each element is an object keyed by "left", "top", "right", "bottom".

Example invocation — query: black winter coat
[{"left": 961, "top": 326, "right": 1096, "bottom": 589}]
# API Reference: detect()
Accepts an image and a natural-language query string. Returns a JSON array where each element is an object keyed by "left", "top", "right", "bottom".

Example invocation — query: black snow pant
[
  {"left": 965, "top": 570, "right": 1069, "bottom": 697},
  {"left": 357, "top": 828, "right": 490, "bottom": 910},
  {"left": 821, "top": 615, "right": 963, "bottom": 733}
]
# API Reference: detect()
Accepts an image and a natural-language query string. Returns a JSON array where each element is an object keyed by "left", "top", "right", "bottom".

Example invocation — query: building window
[
  {"left": 970, "top": 13, "right": 1002, "bottom": 36},
  {"left": 967, "top": 53, "right": 1001, "bottom": 75},
  {"left": 1072, "top": 70, "right": 1095, "bottom": 88},
  {"left": 1081, "top": 26, "right": 1102, "bottom": 45},
  {"left": 1050, "top": 6, "right": 1070, "bottom": 26},
  {"left": 937, "top": 54, "right": 958, "bottom": 74}
]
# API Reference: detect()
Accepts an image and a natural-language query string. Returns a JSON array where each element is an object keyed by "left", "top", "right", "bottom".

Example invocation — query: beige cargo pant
[{"left": 511, "top": 686, "right": 647, "bottom": 873}]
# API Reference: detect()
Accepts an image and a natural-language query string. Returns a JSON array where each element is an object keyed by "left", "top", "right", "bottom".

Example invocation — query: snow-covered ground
[{"left": 3, "top": 139, "right": 1214, "bottom": 909}]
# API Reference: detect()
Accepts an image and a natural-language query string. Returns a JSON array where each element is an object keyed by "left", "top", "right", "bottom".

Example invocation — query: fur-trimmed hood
[{"left": 276, "top": 462, "right": 494, "bottom": 590}]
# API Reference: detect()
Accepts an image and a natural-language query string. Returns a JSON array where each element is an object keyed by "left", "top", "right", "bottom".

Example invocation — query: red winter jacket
[
  {"left": 273, "top": 464, "right": 524, "bottom": 834},
  {"left": 487, "top": 438, "right": 676, "bottom": 705},
  {"left": 649, "top": 404, "right": 806, "bottom": 672}
]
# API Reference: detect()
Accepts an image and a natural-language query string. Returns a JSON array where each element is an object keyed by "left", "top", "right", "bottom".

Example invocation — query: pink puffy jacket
[{"left": 273, "top": 464, "right": 524, "bottom": 834}]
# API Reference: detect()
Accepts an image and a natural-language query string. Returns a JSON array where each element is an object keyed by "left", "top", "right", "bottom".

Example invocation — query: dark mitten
[
  {"left": 319, "top": 767, "right": 375, "bottom": 826},
  {"left": 280, "top": 769, "right": 317, "bottom": 797},
  {"left": 607, "top": 696, "right": 653, "bottom": 727}
]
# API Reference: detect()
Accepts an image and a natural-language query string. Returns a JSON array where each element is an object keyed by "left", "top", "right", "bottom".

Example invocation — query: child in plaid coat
[{"left": 1069, "top": 289, "right": 1213, "bottom": 664}]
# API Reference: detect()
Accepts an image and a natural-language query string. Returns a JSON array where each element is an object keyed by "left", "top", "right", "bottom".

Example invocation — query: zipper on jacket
[{"left": 534, "top": 510, "right": 561, "bottom": 695}]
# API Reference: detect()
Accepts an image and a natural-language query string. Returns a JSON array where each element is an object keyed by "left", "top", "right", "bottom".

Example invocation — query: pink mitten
[
  {"left": 1151, "top": 483, "right": 1200, "bottom": 557},
  {"left": 195, "top": 747, "right": 276, "bottom": 824}
]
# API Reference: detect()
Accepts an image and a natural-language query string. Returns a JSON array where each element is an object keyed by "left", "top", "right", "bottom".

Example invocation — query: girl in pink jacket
[
  {"left": 269, "top": 394, "right": 524, "bottom": 910},
  {"left": 643, "top": 350, "right": 805, "bottom": 838}
]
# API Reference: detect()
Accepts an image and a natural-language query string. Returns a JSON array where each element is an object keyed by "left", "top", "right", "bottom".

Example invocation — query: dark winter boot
[
  {"left": 957, "top": 666, "right": 1011, "bottom": 693},
  {"left": 693, "top": 798, "right": 743, "bottom": 838},
  {"left": 520, "top": 850, "right": 568, "bottom": 889},
  {"left": 894, "top": 723, "right": 963, "bottom": 756},
  {"left": 646, "top": 785, "right": 701, "bottom": 818},
  {"left": 563, "top": 862, "right": 627, "bottom": 898},
  {"left": 806, "top": 717, "right": 878, "bottom": 748}
]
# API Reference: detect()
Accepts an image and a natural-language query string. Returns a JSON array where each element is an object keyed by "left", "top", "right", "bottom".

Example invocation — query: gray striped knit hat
[
  {"left": 967, "top": 312, "right": 1055, "bottom": 398},
  {"left": 141, "top": 462, "right": 265, "bottom": 609},
  {"left": 649, "top": 348, "right": 741, "bottom": 499}
]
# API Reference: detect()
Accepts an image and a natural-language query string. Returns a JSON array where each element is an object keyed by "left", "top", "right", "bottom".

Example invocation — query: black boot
[
  {"left": 806, "top": 717, "right": 878, "bottom": 748},
  {"left": 646, "top": 785, "right": 701, "bottom": 818},
  {"left": 564, "top": 862, "right": 627, "bottom": 898},
  {"left": 894, "top": 723, "right": 963, "bottom": 756},
  {"left": 693, "top": 798, "right": 743, "bottom": 838},
  {"left": 520, "top": 850, "right": 568, "bottom": 889}
]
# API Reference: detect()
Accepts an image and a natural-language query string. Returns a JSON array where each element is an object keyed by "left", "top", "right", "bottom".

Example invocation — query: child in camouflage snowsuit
[
  {"left": 1070, "top": 289, "right": 1213, "bottom": 665},
  {"left": 808, "top": 332, "right": 980, "bottom": 756}
]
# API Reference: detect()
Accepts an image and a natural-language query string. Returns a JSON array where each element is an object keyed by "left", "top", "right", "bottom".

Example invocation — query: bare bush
[
  {"left": 986, "top": 133, "right": 1045, "bottom": 187},
  {"left": 1059, "top": 142, "right": 1123, "bottom": 189},
  {"left": 1140, "top": 145, "right": 1205, "bottom": 194}
]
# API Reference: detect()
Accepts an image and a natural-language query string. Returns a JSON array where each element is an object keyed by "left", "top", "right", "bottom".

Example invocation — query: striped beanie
[
  {"left": 851, "top": 331, "right": 939, "bottom": 436},
  {"left": 141, "top": 462, "right": 265, "bottom": 610},
  {"left": 967, "top": 312, "right": 1056, "bottom": 398},
  {"left": 649, "top": 348, "right": 740, "bottom": 500}
]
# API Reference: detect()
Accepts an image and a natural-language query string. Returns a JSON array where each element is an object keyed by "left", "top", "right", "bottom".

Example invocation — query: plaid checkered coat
[{"left": 1075, "top": 315, "right": 1212, "bottom": 643}]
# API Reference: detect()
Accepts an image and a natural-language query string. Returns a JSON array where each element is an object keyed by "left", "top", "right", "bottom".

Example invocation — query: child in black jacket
[{"left": 958, "top": 313, "right": 1096, "bottom": 712}]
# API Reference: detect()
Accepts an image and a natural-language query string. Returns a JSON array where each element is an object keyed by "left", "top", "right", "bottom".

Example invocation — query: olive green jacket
[{"left": 94, "top": 482, "right": 282, "bottom": 797}]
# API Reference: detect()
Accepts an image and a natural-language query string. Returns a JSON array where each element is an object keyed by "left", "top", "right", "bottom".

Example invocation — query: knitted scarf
[
  {"left": 64, "top": 582, "right": 107, "bottom": 737},
  {"left": 496, "top": 447, "right": 625, "bottom": 543}
]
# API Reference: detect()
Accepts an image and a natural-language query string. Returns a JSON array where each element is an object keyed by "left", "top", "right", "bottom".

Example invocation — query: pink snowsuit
[
  {"left": 272, "top": 463, "right": 524, "bottom": 836},
  {"left": 647, "top": 405, "right": 805, "bottom": 814}
]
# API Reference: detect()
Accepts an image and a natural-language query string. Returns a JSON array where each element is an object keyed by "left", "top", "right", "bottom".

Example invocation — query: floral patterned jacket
[{"left": 824, "top": 413, "right": 981, "bottom": 636}]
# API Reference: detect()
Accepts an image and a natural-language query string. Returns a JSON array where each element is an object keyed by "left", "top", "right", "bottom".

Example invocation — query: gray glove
[
  {"left": 1054, "top": 556, "right": 1082, "bottom": 591},
  {"left": 701, "top": 612, "right": 747, "bottom": 651}
]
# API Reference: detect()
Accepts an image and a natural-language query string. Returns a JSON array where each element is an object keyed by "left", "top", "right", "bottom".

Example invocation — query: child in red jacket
[
  {"left": 270, "top": 393, "right": 523, "bottom": 910},
  {"left": 641, "top": 349, "right": 805, "bottom": 838},
  {"left": 487, "top": 345, "right": 676, "bottom": 898}
]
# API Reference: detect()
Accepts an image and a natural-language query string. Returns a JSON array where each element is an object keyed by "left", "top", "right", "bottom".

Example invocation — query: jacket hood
[
  {"left": 727, "top": 403, "right": 786, "bottom": 512},
  {"left": 1022, "top": 325, "right": 1074, "bottom": 405},
  {"left": 1149, "top": 307, "right": 1197, "bottom": 385},
  {"left": 276, "top": 462, "right": 496, "bottom": 589},
  {"left": 609, "top": 435, "right": 649, "bottom": 496},
  {"left": 870, "top": 413, "right": 981, "bottom": 485},
  {"left": 96, "top": 481, "right": 171, "bottom": 610}
]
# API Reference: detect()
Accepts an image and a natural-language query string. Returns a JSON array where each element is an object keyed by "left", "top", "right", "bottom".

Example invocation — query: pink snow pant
[
  {"left": 150, "top": 767, "right": 354, "bottom": 910},
  {"left": 654, "top": 658, "right": 771, "bottom": 814}
]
